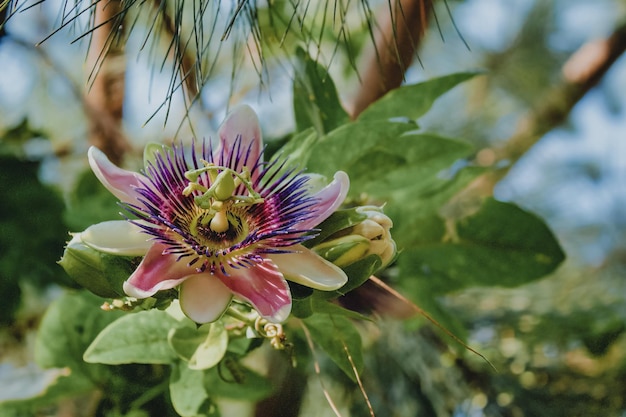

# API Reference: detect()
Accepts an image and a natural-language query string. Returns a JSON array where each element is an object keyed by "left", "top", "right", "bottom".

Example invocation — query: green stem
[{"left": 225, "top": 306, "right": 255, "bottom": 325}]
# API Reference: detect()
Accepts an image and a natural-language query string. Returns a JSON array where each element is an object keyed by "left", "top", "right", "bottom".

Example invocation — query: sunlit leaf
[
  {"left": 293, "top": 47, "right": 350, "bottom": 134},
  {"left": 357, "top": 72, "right": 482, "bottom": 122},
  {"left": 84, "top": 310, "right": 179, "bottom": 364}
]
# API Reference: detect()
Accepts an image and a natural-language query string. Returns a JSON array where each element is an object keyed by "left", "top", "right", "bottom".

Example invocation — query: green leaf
[
  {"left": 303, "top": 314, "right": 364, "bottom": 382},
  {"left": 322, "top": 254, "right": 382, "bottom": 299},
  {"left": 293, "top": 47, "right": 350, "bottom": 134},
  {"left": 59, "top": 234, "right": 136, "bottom": 298},
  {"left": 387, "top": 165, "right": 485, "bottom": 250},
  {"left": 169, "top": 323, "right": 229, "bottom": 370},
  {"left": 270, "top": 128, "right": 319, "bottom": 172},
  {"left": 292, "top": 294, "right": 371, "bottom": 321},
  {"left": 203, "top": 360, "right": 274, "bottom": 401},
  {"left": 399, "top": 198, "right": 566, "bottom": 294},
  {"left": 312, "top": 298, "right": 371, "bottom": 321},
  {"left": 306, "top": 121, "right": 416, "bottom": 180},
  {"left": 84, "top": 309, "right": 179, "bottom": 364},
  {"left": 35, "top": 291, "right": 124, "bottom": 384},
  {"left": 169, "top": 363, "right": 217, "bottom": 417},
  {"left": 357, "top": 72, "right": 481, "bottom": 122}
]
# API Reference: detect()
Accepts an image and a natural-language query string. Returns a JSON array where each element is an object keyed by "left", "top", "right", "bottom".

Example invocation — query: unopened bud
[
  {"left": 313, "top": 235, "right": 370, "bottom": 268},
  {"left": 353, "top": 206, "right": 396, "bottom": 267}
]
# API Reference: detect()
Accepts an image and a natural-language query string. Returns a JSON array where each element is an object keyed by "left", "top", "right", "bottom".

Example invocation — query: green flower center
[{"left": 182, "top": 162, "right": 262, "bottom": 252}]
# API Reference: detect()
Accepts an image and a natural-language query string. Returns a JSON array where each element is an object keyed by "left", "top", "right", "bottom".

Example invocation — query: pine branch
[
  {"left": 459, "top": 20, "right": 626, "bottom": 202},
  {"left": 84, "top": 0, "right": 131, "bottom": 165},
  {"left": 350, "top": 0, "right": 433, "bottom": 118}
]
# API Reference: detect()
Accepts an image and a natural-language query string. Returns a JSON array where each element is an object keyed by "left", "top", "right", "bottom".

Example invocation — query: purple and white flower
[{"left": 84, "top": 105, "right": 349, "bottom": 323}]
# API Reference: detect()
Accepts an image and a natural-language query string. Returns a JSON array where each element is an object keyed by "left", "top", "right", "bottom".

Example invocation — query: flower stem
[{"left": 225, "top": 306, "right": 255, "bottom": 325}]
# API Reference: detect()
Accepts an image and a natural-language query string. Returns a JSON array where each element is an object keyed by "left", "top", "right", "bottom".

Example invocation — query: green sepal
[
  {"left": 59, "top": 233, "right": 136, "bottom": 298},
  {"left": 292, "top": 296, "right": 371, "bottom": 321}
]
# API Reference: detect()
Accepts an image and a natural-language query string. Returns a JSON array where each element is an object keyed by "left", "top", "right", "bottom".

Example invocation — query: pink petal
[
  {"left": 300, "top": 171, "right": 350, "bottom": 230},
  {"left": 123, "top": 243, "right": 195, "bottom": 298},
  {"left": 216, "top": 260, "right": 291, "bottom": 323},
  {"left": 268, "top": 245, "right": 348, "bottom": 290},
  {"left": 215, "top": 105, "right": 263, "bottom": 177},
  {"left": 88, "top": 146, "right": 146, "bottom": 206},
  {"left": 179, "top": 274, "right": 233, "bottom": 323}
]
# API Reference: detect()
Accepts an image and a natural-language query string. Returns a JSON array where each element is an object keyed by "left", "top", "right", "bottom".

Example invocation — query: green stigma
[{"left": 183, "top": 161, "right": 264, "bottom": 237}]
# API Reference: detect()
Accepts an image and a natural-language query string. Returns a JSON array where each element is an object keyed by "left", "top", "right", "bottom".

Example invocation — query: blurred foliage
[{"left": 0, "top": 134, "right": 71, "bottom": 324}]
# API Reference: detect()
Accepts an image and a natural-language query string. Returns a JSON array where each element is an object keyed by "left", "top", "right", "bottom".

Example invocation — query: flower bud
[
  {"left": 354, "top": 206, "right": 396, "bottom": 267},
  {"left": 313, "top": 235, "right": 371, "bottom": 268},
  {"left": 59, "top": 232, "right": 134, "bottom": 298}
]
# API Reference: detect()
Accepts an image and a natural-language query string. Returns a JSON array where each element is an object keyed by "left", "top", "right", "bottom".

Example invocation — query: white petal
[
  {"left": 80, "top": 220, "right": 151, "bottom": 257},
  {"left": 268, "top": 245, "right": 348, "bottom": 291},
  {"left": 179, "top": 274, "right": 233, "bottom": 323}
]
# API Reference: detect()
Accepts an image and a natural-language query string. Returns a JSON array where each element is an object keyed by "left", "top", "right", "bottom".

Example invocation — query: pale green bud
[
  {"left": 313, "top": 235, "right": 371, "bottom": 268},
  {"left": 352, "top": 206, "right": 396, "bottom": 267},
  {"left": 60, "top": 232, "right": 134, "bottom": 298}
]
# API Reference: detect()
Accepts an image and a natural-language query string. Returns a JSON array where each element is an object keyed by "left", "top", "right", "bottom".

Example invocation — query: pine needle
[{"left": 368, "top": 276, "right": 497, "bottom": 372}]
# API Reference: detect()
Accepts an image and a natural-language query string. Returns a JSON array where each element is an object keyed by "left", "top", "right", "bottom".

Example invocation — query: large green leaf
[
  {"left": 84, "top": 309, "right": 179, "bottom": 364},
  {"left": 305, "top": 121, "right": 415, "bottom": 180},
  {"left": 306, "top": 123, "right": 481, "bottom": 251},
  {"left": 399, "top": 198, "right": 566, "bottom": 294},
  {"left": 0, "top": 371, "right": 97, "bottom": 417},
  {"left": 386, "top": 165, "right": 485, "bottom": 250},
  {"left": 302, "top": 314, "right": 364, "bottom": 382},
  {"left": 293, "top": 47, "right": 350, "bottom": 134},
  {"left": 34, "top": 291, "right": 124, "bottom": 392},
  {"left": 169, "top": 363, "right": 218, "bottom": 417},
  {"left": 357, "top": 72, "right": 481, "bottom": 122}
]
